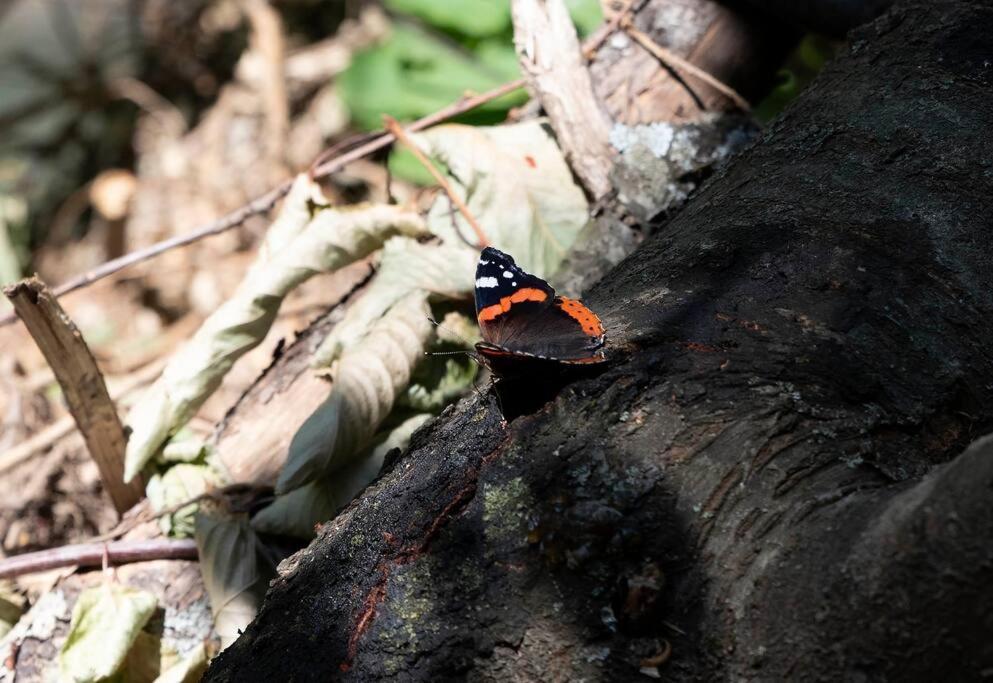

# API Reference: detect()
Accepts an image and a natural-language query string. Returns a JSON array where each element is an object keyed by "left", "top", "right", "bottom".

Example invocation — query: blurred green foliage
[
  {"left": 339, "top": 23, "right": 524, "bottom": 131},
  {"left": 385, "top": 0, "right": 513, "bottom": 38},
  {"left": 341, "top": 0, "right": 603, "bottom": 183}
]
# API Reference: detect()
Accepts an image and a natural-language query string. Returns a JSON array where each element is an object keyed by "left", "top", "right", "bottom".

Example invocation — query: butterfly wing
[
  {"left": 474, "top": 247, "right": 606, "bottom": 364},
  {"left": 475, "top": 247, "right": 554, "bottom": 348}
]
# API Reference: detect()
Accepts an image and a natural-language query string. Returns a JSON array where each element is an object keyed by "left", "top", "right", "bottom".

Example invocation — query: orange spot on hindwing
[{"left": 557, "top": 297, "right": 604, "bottom": 337}]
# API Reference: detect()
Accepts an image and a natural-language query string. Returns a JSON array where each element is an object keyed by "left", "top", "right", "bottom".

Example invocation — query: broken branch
[
  {"left": 3, "top": 277, "right": 144, "bottom": 514},
  {"left": 0, "top": 538, "right": 198, "bottom": 579}
]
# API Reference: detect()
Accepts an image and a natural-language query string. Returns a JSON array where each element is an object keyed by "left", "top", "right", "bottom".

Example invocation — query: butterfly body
[{"left": 473, "top": 247, "right": 606, "bottom": 374}]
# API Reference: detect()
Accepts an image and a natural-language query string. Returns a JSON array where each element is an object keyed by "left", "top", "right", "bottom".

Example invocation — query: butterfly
[{"left": 473, "top": 247, "right": 607, "bottom": 375}]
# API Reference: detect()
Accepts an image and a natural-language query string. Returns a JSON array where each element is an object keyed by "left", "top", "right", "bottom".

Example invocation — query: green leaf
[
  {"left": 564, "top": 0, "right": 604, "bottom": 36},
  {"left": 474, "top": 38, "right": 522, "bottom": 75},
  {"left": 385, "top": 0, "right": 511, "bottom": 37},
  {"left": 340, "top": 24, "right": 524, "bottom": 131},
  {"left": 0, "top": 586, "right": 24, "bottom": 640},
  {"left": 387, "top": 146, "right": 438, "bottom": 186},
  {"left": 195, "top": 512, "right": 274, "bottom": 650},
  {"left": 59, "top": 584, "right": 158, "bottom": 683},
  {"left": 158, "top": 437, "right": 209, "bottom": 464},
  {"left": 118, "top": 628, "right": 162, "bottom": 683},
  {"left": 403, "top": 355, "right": 478, "bottom": 412},
  {"left": 250, "top": 479, "right": 337, "bottom": 540}
]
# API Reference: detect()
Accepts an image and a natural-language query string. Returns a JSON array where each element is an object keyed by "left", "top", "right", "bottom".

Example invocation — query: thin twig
[
  {"left": 0, "top": 77, "right": 525, "bottom": 329},
  {"left": 623, "top": 21, "right": 751, "bottom": 111},
  {"left": 90, "top": 483, "right": 270, "bottom": 543},
  {"left": 0, "top": 183, "right": 291, "bottom": 328},
  {"left": 383, "top": 115, "right": 489, "bottom": 248},
  {"left": 0, "top": 539, "right": 198, "bottom": 579},
  {"left": 446, "top": 196, "right": 481, "bottom": 249},
  {"left": 307, "top": 130, "right": 385, "bottom": 178},
  {"left": 582, "top": 0, "right": 642, "bottom": 59},
  {"left": 310, "top": 78, "right": 526, "bottom": 180}
]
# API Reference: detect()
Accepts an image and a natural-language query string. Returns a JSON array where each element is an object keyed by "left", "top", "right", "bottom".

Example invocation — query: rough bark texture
[
  {"left": 740, "top": 0, "right": 892, "bottom": 36},
  {"left": 206, "top": 1, "right": 993, "bottom": 680}
]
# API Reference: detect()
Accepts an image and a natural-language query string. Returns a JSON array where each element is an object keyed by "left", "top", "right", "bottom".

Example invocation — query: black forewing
[{"left": 474, "top": 247, "right": 552, "bottom": 315}]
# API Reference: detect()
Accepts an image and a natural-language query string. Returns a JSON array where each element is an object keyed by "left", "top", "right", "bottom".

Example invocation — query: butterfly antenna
[{"left": 426, "top": 316, "right": 478, "bottom": 349}]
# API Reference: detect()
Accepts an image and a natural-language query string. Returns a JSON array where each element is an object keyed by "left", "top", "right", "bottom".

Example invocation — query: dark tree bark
[
  {"left": 739, "top": 0, "right": 893, "bottom": 36},
  {"left": 205, "top": 0, "right": 993, "bottom": 680}
]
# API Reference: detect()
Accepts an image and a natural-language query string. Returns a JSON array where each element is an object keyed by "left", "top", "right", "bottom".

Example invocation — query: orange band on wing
[
  {"left": 478, "top": 287, "right": 548, "bottom": 321},
  {"left": 557, "top": 297, "right": 605, "bottom": 337}
]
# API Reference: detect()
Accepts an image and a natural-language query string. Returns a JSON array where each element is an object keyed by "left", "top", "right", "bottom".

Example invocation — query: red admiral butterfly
[{"left": 474, "top": 247, "right": 606, "bottom": 374}]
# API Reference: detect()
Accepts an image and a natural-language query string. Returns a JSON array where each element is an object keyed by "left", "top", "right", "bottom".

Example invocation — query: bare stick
[
  {"left": 512, "top": 0, "right": 615, "bottom": 199},
  {"left": 622, "top": 21, "right": 751, "bottom": 112},
  {"left": 0, "top": 538, "right": 198, "bottom": 579},
  {"left": 90, "top": 483, "right": 270, "bottom": 543},
  {"left": 3, "top": 277, "right": 144, "bottom": 514},
  {"left": 383, "top": 115, "right": 490, "bottom": 248},
  {"left": 0, "top": 77, "right": 525, "bottom": 329},
  {"left": 245, "top": 0, "right": 290, "bottom": 169},
  {"left": 0, "top": 356, "right": 167, "bottom": 475}
]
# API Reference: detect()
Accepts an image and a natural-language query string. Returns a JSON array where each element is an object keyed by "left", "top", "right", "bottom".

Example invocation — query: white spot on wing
[
  {"left": 475, "top": 276, "right": 499, "bottom": 288},
  {"left": 479, "top": 260, "right": 490, "bottom": 265},
  {"left": 503, "top": 271, "right": 514, "bottom": 279}
]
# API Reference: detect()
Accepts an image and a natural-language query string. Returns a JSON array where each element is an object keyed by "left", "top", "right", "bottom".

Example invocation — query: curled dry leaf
[
  {"left": 252, "top": 413, "right": 432, "bottom": 538},
  {"left": 414, "top": 120, "right": 590, "bottom": 275},
  {"left": 277, "top": 291, "right": 432, "bottom": 495},
  {"left": 58, "top": 583, "right": 158, "bottom": 683},
  {"left": 124, "top": 175, "right": 427, "bottom": 482},
  {"left": 194, "top": 512, "right": 275, "bottom": 651},
  {"left": 314, "top": 236, "right": 475, "bottom": 365}
]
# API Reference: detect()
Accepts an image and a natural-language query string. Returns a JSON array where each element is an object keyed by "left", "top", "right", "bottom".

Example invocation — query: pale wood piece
[
  {"left": 512, "top": 0, "right": 615, "bottom": 200},
  {"left": 3, "top": 277, "right": 143, "bottom": 514}
]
